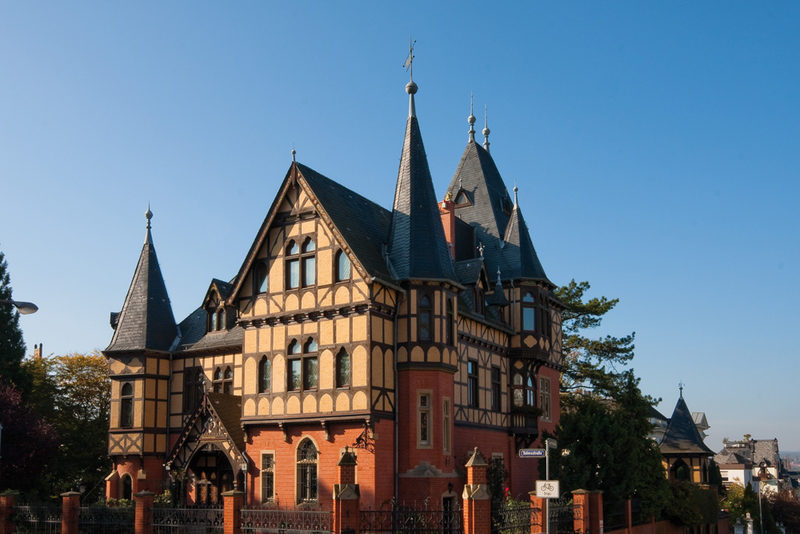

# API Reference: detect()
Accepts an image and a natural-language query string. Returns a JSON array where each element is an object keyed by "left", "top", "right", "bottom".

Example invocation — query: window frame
[
  {"left": 335, "top": 348, "right": 351, "bottom": 388},
  {"left": 335, "top": 249, "right": 351, "bottom": 282},
  {"left": 417, "top": 390, "right": 433, "bottom": 448},
  {"left": 296, "top": 439, "right": 318, "bottom": 503},
  {"left": 418, "top": 293, "right": 432, "bottom": 342},
  {"left": 259, "top": 356, "right": 272, "bottom": 393},
  {"left": 539, "top": 377, "right": 551, "bottom": 421},
  {"left": 442, "top": 397, "right": 451, "bottom": 454},
  {"left": 446, "top": 298, "right": 455, "bottom": 346},
  {"left": 491, "top": 366, "right": 502, "bottom": 411},
  {"left": 120, "top": 382, "right": 134, "bottom": 428},
  {"left": 522, "top": 291, "right": 536, "bottom": 332},
  {"left": 261, "top": 452, "right": 275, "bottom": 502},
  {"left": 287, "top": 338, "right": 318, "bottom": 391},
  {"left": 467, "top": 360, "right": 479, "bottom": 408},
  {"left": 254, "top": 261, "right": 269, "bottom": 295}
]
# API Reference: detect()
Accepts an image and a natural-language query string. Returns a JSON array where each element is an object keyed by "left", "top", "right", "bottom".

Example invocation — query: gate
[
  {"left": 153, "top": 506, "right": 224, "bottom": 534},
  {"left": 240, "top": 508, "right": 332, "bottom": 533},
  {"left": 548, "top": 497, "right": 580, "bottom": 534},
  {"left": 79, "top": 505, "right": 135, "bottom": 534},
  {"left": 13, "top": 504, "right": 61, "bottom": 534}
]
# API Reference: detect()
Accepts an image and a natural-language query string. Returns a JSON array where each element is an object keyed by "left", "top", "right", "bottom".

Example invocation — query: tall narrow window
[
  {"left": 213, "top": 367, "right": 223, "bottom": 393},
  {"left": 120, "top": 382, "right": 133, "bottom": 428},
  {"left": 512, "top": 373, "right": 524, "bottom": 408},
  {"left": 491, "top": 366, "right": 501, "bottom": 411},
  {"left": 303, "top": 338, "right": 318, "bottom": 390},
  {"left": 442, "top": 398, "right": 451, "bottom": 454},
  {"left": 288, "top": 339, "right": 302, "bottom": 391},
  {"left": 216, "top": 309, "right": 225, "bottom": 331},
  {"left": 335, "top": 249, "right": 351, "bottom": 282},
  {"left": 336, "top": 348, "right": 351, "bottom": 388},
  {"left": 296, "top": 439, "right": 318, "bottom": 503},
  {"left": 285, "top": 240, "right": 300, "bottom": 289},
  {"left": 418, "top": 294, "right": 432, "bottom": 341},
  {"left": 209, "top": 309, "right": 218, "bottom": 332},
  {"left": 539, "top": 377, "right": 551, "bottom": 421},
  {"left": 446, "top": 298, "right": 455, "bottom": 346},
  {"left": 223, "top": 367, "right": 233, "bottom": 394},
  {"left": 467, "top": 360, "right": 479, "bottom": 408},
  {"left": 526, "top": 376, "right": 535, "bottom": 407},
  {"left": 522, "top": 292, "right": 536, "bottom": 332},
  {"left": 302, "top": 238, "right": 316, "bottom": 287},
  {"left": 418, "top": 392, "right": 432, "bottom": 447},
  {"left": 287, "top": 338, "right": 318, "bottom": 391},
  {"left": 261, "top": 453, "right": 275, "bottom": 502},
  {"left": 255, "top": 261, "right": 269, "bottom": 294},
  {"left": 259, "top": 357, "right": 271, "bottom": 393}
]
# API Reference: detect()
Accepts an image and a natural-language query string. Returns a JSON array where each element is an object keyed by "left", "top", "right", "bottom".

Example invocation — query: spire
[
  {"left": 105, "top": 207, "right": 178, "bottom": 353},
  {"left": 513, "top": 185, "right": 519, "bottom": 209},
  {"left": 502, "top": 187, "right": 550, "bottom": 282},
  {"left": 468, "top": 93, "right": 476, "bottom": 143},
  {"left": 388, "top": 69, "right": 456, "bottom": 282},
  {"left": 659, "top": 392, "right": 714, "bottom": 455},
  {"left": 404, "top": 37, "right": 417, "bottom": 118},
  {"left": 482, "top": 106, "right": 491, "bottom": 152}
]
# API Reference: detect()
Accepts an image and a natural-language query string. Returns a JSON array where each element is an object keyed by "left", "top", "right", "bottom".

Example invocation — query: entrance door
[{"left": 189, "top": 449, "right": 234, "bottom": 505}]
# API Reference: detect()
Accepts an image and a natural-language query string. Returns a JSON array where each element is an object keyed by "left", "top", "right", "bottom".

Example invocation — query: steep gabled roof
[
  {"left": 106, "top": 214, "right": 177, "bottom": 353},
  {"left": 387, "top": 85, "right": 456, "bottom": 282},
  {"left": 502, "top": 196, "right": 551, "bottom": 284},
  {"left": 659, "top": 395, "right": 714, "bottom": 455}
]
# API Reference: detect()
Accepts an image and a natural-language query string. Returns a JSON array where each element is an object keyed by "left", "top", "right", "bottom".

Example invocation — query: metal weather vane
[{"left": 403, "top": 36, "right": 416, "bottom": 79}]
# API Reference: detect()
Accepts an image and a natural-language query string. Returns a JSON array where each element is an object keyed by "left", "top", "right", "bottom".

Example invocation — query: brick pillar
[
  {"left": 222, "top": 490, "right": 244, "bottom": 534},
  {"left": 462, "top": 447, "right": 491, "bottom": 534},
  {"left": 0, "top": 491, "right": 17, "bottom": 534},
  {"left": 61, "top": 492, "right": 80, "bottom": 534},
  {"left": 572, "top": 490, "right": 589, "bottom": 534},
  {"left": 530, "top": 494, "right": 547, "bottom": 534},
  {"left": 134, "top": 491, "right": 154, "bottom": 534},
  {"left": 333, "top": 448, "right": 360, "bottom": 534},
  {"left": 624, "top": 499, "right": 632, "bottom": 534},
  {"left": 588, "top": 491, "right": 603, "bottom": 534}
]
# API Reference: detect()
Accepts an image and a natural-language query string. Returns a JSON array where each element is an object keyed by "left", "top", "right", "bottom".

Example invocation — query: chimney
[
  {"left": 33, "top": 343, "right": 43, "bottom": 360},
  {"left": 439, "top": 193, "right": 456, "bottom": 260}
]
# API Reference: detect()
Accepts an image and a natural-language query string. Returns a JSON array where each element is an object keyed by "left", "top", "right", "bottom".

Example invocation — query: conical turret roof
[
  {"left": 106, "top": 211, "right": 177, "bottom": 353},
  {"left": 502, "top": 190, "right": 550, "bottom": 282},
  {"left": 660, "top": 394, "right": 714, "bottom": 455}
]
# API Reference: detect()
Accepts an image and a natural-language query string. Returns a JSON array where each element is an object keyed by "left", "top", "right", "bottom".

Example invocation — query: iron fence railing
[
  {"left": 493, "top": 504, "right": 541, "bottom": 534},
  {"left": 240, "top": 508, "right": 332, "bottom": 533},
  {"left": 549, "top": 497, "right": 579, "bottom": 534},
  {"left": 360, "top": 507, "right": 463, "bottom": 533},
  {"left": 13, "top": 504, "right": 62, "bottom": 534},
  {"left": 79, "top": 505, "right": 135, "bottom": 534},
  {"left": 153, "top": 506, "right": 224, "bottom": 534}
]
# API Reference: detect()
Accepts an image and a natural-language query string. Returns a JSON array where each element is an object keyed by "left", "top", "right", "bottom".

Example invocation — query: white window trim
[
  {"left": 260, "top": 450, "right": 276, "bottom": 503},
  {"left": 417, "top": 390, "right": 433, "bottom": 449}
]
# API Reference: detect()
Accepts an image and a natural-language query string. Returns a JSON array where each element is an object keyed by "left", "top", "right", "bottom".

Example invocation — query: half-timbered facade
[{"left": 103, "top": 77, "right": 564, "bottom": 508}]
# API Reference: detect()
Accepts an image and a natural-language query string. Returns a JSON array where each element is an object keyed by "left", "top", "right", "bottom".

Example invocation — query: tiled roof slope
[
  {"left": 753, "top": 439, "right": 781, "bottom": 467},
  {"left": 503, "top": 200, "right": 550, "bottom": 283},
  {"left": 296, "top": 163, "right": 394, "bottom": 282},
  {"left": 659, "top": 396, "right": 714, "bottom": 455},
  {"left": 106, "top": 226, "right": 177, "bottom": 353},
  {"left": 175, "top": 306, "right": 243, "bottom": 352},
  {"left": 388, "top": 111, "right": 456, "bottom": 282}
]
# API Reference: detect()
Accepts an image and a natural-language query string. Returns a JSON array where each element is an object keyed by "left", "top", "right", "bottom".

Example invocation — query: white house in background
[{"left": 715, "top": 437, "right": 785, "bottom": 495}]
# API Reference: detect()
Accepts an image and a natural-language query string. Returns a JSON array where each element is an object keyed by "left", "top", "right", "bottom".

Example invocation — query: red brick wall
[{"left": 109, "top": 456, "right": 165, "bottom": 498}]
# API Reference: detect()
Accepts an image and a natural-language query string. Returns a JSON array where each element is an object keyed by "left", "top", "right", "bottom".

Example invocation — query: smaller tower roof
[
  {"left": 659, "top": 394, "right": 714, "bottom": 455},
  {"left": 105, "top": 209, "right": 178, "bottom": 354},
  {"left": 502, "top": 187, "right": 551, "bottom": 283}
]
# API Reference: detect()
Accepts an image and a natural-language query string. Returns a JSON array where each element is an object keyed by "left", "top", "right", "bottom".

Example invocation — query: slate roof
[
  {"left": 206, "top": 392, "right": 245, "bottom": 452},
  {"left": 659, "top": 395, "right": 714, "bottom": 455},
  {"left": 714, "top": 449, "right": 752, "bottom": 466},
  {"left": 453, "top": 258, "right": 485, "bottom": 285},
  {"left": 106, "top": 226, "right": 177, "bottom": 353},
  {"left": 753, "top": 439, "right": 781, "bottom": 467},
  {"left": 175, "top": 305, "right": 244, "bottom": 352},
  {"left": 446, "top": 141, "right": 549, "bottom": 284},
  {"left": 296, "top": 163, "right": 394, "bottom": 281},
  {"left": 387, "top": 97, "right": 456, "bottom": 282}
]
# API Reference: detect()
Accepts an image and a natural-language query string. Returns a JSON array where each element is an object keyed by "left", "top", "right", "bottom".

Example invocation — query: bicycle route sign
[
  {"left": 518, "top": 448, "right": 546, "bottom": 458},
  {"left": 536, "top": 480, "right": 560, "bottom": 499}
]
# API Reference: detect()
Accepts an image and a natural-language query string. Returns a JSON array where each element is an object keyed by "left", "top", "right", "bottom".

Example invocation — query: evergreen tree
[
  {"left": 554, "top": 280, "right": 635, "bottom": 396},
  {"left": 0, "top": 249, "right": 28, "bottom": 388}
]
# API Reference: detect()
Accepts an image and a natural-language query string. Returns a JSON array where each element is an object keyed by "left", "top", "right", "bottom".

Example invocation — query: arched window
[
  {"left": 302, "top": 238, "right": 316, "bottom": 287},
  {"left": 296, "top": 439, "right": 318, "bottom": 503},
  {"left": 120, "top": 473, "right": 132, "bottom": 500},
  {"left": 287, "top": 338, "right": 318, "bottom": 391},
  {"left": 526, "top": 376, "right": 535, "bottom": 407},
  {"left": 446, "top": 298, "right": 455, "bottom": 346},
  {"left": 120, "top": 382, "right": 133, "bottom": 428},
  {"left": 335, "top": 250, "right": 351, "bottom": 282},
  {"left": 259, "top": 357, "right": 271, "bottom": 393},
  {"left": 216, "top": 309, "right": 225, "bottom": 331},
  {"left": 522, "top": 292, "right": 536, "bottom": 332},
  {"left": 418, "top": 294, "right": 432, "bottom": 341},
  {"left": 512, "top": 374, "right": 524, "bottom": 408},
  {"left": 209, "top": 308, "right": 218, "bottom": 332},
  {"left": 336, "top": 348, "right": 350, "bottom": 388},
  {"left": 254, "top": 261, "right": 269, "bottom": 294},
  {"left": 303, "top": 338, "right": 318, "bottom": 390}
]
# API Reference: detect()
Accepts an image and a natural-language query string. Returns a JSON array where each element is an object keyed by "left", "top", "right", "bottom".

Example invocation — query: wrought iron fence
[
  {"left": 79, "top": 505, "right": 135, "bottom": 534},
  {"left": 361, "top": 506, "right": 463, "bottom": 533},
  {"left": 13, "top": 504, "right": 62, "bottom": 534},
  {"left": 240, "top": 508, "right": 332, "bottom": 533},
  {"left": 153, "top": 506, "right": 224, "bottom": 534},
  {"left": 548, "top": 497, "right": 579, "bottom": 534},
  {"left": 493, "top": 503, "right": 541, "bottom": 534},
  {"left": 602, "top": 501, "right": 625, "bottom": 532}
]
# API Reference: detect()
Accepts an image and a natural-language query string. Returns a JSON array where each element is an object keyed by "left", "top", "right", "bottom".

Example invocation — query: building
[
  {"left": 715, "top": 438, "right": 786, "bottom": 495},
  {"left": 103, "top": 76, "right": 563, "bottom": 509},
  {"left": 659, "top": 389, "right": 714, "bottom": 483}
]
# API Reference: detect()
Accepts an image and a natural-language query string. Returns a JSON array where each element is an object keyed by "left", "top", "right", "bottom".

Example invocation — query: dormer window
[{"left": 454, "top": 189, "right": 471, "bottom": 207}]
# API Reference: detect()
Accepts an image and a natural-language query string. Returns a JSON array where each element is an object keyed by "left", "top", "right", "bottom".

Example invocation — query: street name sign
[
  {"left": 518, "top": 448, "right": 546, "bottom": 458},
  {"left": 536, "top": 480, "right": 560, "bottom": 499}
]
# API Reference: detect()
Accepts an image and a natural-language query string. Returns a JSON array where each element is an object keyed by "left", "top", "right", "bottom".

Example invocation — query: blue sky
[{"left": 2, "top": 3, "right": 798, "bottom": 451}]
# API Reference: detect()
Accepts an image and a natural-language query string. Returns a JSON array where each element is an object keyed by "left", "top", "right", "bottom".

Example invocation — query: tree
[
  {"left": 0, "top": 249, "right": 28, "bottom": 389},
  {"left": 0, "top": 383, "right": 58, "bottom": 493},
  {"left": 22, "top": 352, "right": 110, "bottom": 498},
  {"left": 551, "top": 372, "right": 670, "bottom": 518},
  {"left": 554, "top": 280, "right": 636, "bottom": 396},
  {"left": 770, "top": 490, "right": 800, "bottom": 533}
]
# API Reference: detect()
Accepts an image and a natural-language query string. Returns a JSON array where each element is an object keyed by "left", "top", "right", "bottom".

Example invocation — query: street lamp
[{"left": 0, "top": 299, "right": 38, "bottom": 314}]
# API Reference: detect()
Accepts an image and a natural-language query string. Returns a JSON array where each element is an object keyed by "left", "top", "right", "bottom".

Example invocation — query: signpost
[
  {"left": 519, "top": 439, "right": 560, "bottom": 534},
  {"left": 518, "top": 448, "right": 546, "bottom": 458}
]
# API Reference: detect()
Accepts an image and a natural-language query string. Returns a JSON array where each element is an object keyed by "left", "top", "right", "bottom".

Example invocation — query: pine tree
[{"left": 0, "top": 249, "right": 27, "bottom": 388}]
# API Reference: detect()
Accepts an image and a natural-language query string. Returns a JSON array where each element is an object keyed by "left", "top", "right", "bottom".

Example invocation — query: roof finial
[
  {"left": 404, "top": 37, "right": 418, "bottom": 118},
  {"left": 477, "top": 241, "right": 485, "bottom": 257},
  {"left": 679, "top": 381, "right": 684, "bottom": 398},
  {"left": 291, "top": 148, "right": 296, "bottom": 162},
  {"left": 145, "top": 204, "right": 153, "bottom": 244},
  {"left": 513, "top": 185, "right": 519, "bottom": 209},
  {"left": 482, "top": 105, "right": 491, "bottom": 152},
  {"left": 468, "top": 93, "right": 476, "bottom": 143}
]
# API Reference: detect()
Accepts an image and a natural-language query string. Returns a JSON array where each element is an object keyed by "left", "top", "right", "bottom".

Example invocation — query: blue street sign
[{"left": 518, "top": 448, "right": 546, "bottom": 458}]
